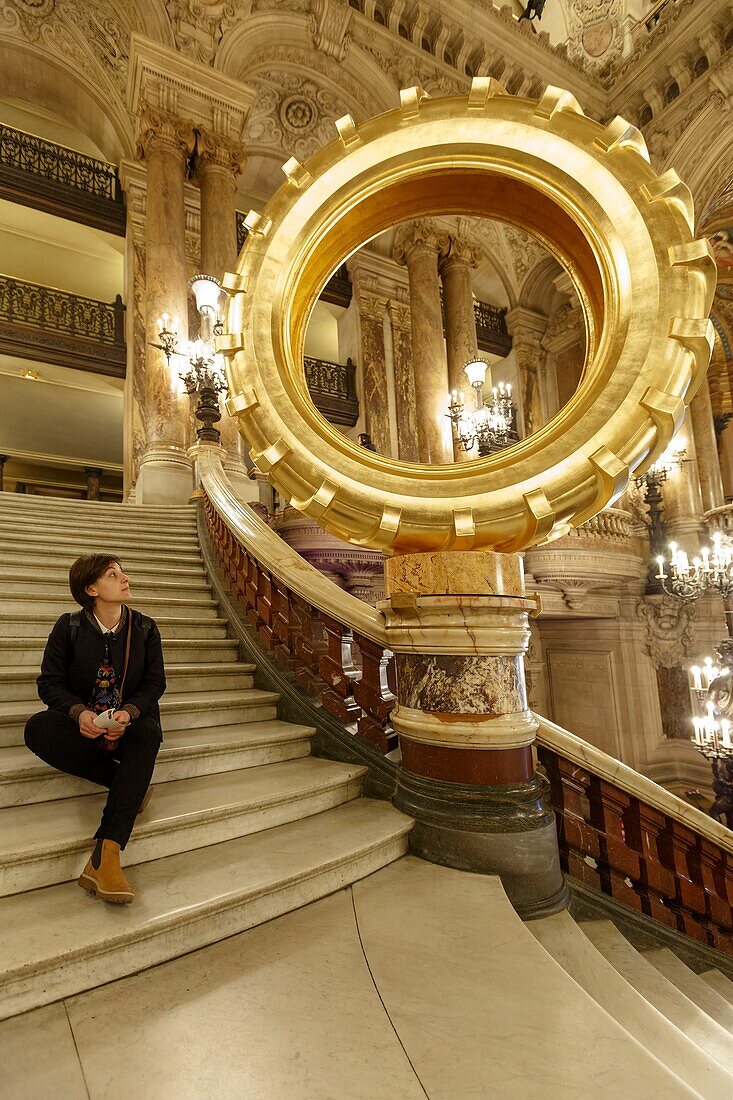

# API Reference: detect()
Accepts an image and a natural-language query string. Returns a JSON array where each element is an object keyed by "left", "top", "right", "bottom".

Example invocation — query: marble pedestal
[
  {"left": 381, "top": 550, "right": 568, "bottom": 918},
  {"left": 136, "top": 448, "right": 194, "bottom": 504}
]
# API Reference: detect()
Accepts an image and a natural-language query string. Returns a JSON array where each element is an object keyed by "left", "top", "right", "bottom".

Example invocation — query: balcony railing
[
  {"left": 0, "top": 275, "right": 126, "bottom": 377},
  {"left": 304, "top": 355, "right": 359, "bottom": 426},
  {"left": 475, "top": 299, "right": 512, "bottom": 356},
  {"left": 0, "top": 124, "right": 124, "bottom": 235}
]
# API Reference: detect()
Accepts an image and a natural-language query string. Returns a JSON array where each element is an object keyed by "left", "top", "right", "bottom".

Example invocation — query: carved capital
[
  {"left": 387, "top": 300, "right": 412, "bottom": 332},
  {"left": 438, "top": 232, "right": 483, "bottom": 276},
  {"left": 506, "top": 306, "right": 548, "bottom": 352},
  {"left": 136, "top": 100, "right": 196, "bottom": 162},
  {"left": 392, "top": 219, "right": 448, "bottom": 265},
  {"left": 195, "top": 126, "right": 247, "bottom": 177},
  {"left": 357, "top": 288, "right": 389, "bottom": 324}
]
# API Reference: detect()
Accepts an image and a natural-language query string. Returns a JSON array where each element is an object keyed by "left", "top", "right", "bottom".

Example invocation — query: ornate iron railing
[
  {"left": 304, "top": 355, "right": 359, "bottom": 426},
  {"left": 0, "top": 124, "right": 124, "bottom": 235},
  {"left": 0, "top": 275, "right": 126, "bottom": 377},
  {"left": 474, "top": 299, "right": 512, "bottom": 355}
]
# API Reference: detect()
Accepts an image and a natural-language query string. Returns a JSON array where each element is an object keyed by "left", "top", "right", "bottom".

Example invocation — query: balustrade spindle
[
  {"left": 353, "top": 635, "right": 397, "bottom": 753},
  {"left": 271, "top": 582, "right": 298, "bottom": 670},
  {"left": 318, "top": 615, "right": 361, "bottom": 722}
]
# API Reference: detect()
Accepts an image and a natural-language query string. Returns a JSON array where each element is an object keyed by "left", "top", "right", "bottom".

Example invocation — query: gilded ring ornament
[{"left": 220, "top": 80, "right": 716, "bottom": 555}]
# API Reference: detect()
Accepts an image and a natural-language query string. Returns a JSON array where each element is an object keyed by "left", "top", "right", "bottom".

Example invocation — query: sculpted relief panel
[{"left": 244, "top": 61, "right": 364, "bottom": 159}]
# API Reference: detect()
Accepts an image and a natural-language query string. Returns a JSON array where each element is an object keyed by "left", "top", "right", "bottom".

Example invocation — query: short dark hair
[{"left": 69, "top": 555, "right": 122, "bottom": 609}]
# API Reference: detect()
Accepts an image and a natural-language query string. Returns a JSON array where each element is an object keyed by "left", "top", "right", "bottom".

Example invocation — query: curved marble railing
[
  {"left": 536, "top": 715, "right": 733, "bottom": 953},
  {"left": 201, "top": 449, "right": 731, "bottom": 949},
  {"left": 574, "top": 507, "right": 634, "bottom": 542},
  {"left": 705, "top": 503, "right": 733, "bottom": 538},
  {"left": 199, "top": 448, "right": 387, "bottom": 646},
  {"left": 199, "top": 446, "right": 396, "bottom": 752}
]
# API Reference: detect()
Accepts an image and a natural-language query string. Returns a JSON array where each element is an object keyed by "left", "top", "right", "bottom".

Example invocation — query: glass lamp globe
[
  {"left": 463, "top": 358, "right": 489, "bottom": 388},
  {"left": 188, "top": 274, "right": 222, "bottom": 316}
]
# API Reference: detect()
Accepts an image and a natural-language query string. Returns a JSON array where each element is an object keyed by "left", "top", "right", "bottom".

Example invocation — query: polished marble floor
[{"left": 0, "top": 858, "right": 694, "bottom": 1099}]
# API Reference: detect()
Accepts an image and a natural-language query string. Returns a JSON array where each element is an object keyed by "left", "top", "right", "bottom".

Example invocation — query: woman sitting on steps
[{"left": 24, "top": 554, "right": 166, "bottom": 905}]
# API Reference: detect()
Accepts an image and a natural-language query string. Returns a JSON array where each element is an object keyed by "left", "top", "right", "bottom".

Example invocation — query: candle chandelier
[
  {"left": 655, "top": 531, "right": 733, "bottom": 603},
  {"left": 446, "top": 357, "right": 516, "bottom": 456},
  {"left": 152, "top": 274, "right": 228, "bottom": 444},
  {"left": 689, "top": 653, "right": 733, "bottom": 761}
]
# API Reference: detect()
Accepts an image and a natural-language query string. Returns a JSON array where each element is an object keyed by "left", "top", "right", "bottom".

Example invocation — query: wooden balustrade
[
  {"left": 538, "top": 743, "right": 733, "bottom": 954},
  {"left": 203, "top": 490, "right": 397, "bottom": 753}
]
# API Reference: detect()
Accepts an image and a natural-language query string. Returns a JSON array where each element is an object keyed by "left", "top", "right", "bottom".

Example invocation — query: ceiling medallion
[{"left": 279, "top": 94, "right": 317, "bottom": 134}]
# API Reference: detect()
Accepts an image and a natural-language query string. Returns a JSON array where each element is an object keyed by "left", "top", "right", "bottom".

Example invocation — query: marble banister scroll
[
  {"left": 199, "top": 447, "right": 397, "bottom": 753},
  {"left": 536, "top": 715, "right": 733, "bottom": 955}
]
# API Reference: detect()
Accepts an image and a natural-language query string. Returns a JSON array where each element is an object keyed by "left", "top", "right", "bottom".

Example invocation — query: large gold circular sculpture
[{"left": 219, "top": 80, "right": 716, "bottom": 554}]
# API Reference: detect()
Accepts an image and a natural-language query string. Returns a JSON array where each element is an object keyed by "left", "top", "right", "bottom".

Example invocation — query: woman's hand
[
  {"left": 103, "top": 710, "right": 131, "bottom": 747},
  {"left": 78, "top": 710, "right": 103, "bottom": 739}
]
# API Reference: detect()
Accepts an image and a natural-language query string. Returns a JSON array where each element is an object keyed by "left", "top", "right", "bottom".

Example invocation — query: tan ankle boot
[{"left": 78, "top": 839, "right": 134, "bottom": 904}]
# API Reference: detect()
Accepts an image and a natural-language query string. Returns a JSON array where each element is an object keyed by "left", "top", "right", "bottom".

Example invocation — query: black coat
[{"left": 37, "top": 609, "right": 166, "bottom": 730}]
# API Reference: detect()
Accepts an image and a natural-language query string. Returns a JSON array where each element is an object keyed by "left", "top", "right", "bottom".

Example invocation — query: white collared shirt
[{"left": 93, "top": 610, "right": 122, "bottom": 634}]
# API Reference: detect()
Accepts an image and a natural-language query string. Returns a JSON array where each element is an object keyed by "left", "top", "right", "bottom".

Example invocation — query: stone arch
[
  {"left": 662, "top": 98, "right": 731, "bottom": 215},
  {"left": 0, "top": 31, "right": 134, "bottom": 161},
  {"left": 216, "top": 14, "right": 397, "bottom": 122},
  {"left": 517, "top": 255, "right": 565, "bottom": 315}
]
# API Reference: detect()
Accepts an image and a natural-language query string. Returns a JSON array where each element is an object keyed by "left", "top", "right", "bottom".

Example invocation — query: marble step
[
  {"left": 0, "top": 687, "right": 279, "bottom": 749},
  {"left": 0, "top": 754, "right": 359, "bottom": 896},
  {"left": 353, "top": 860, "right": 697, "bottom": 1098},
  {"left": 0, "top": 718, "right": 313, "bottom": 810},
  {"left": 0, "top": 546, "right": 204, "bottom": 569},
  {"left": 0, "top": 493, "right": 196, "bottom": 518},
  {"left": 581, "top": 919, "right": 733, "bottom": 1071},
  {"left": 0, "top": 614, "right": 231, "bottom": 641},
  {"left": 644, "top": 948, "right": 733, "bottom": 1034},
  {"left": 702, "top": 969, "right": 733, "bottom": 1006},
  {"left": 0, "top": 637, "right": 240, "bottom": 667},
  {"left": 0, "top": 798, "right": 412, "bottom": 1020},
  {"left": 0, "top": 555, "right": 207, "bottom": 580},
  {"left": 1, "top": 531, "right": 201, "bottom": 556},
  {"left": 0, "top": 662, "right": 254, "bottom": 702},
  {"left": 0, "top": 595, "right": 220, "bottom": 619},
  {"left": 0, "top": 573, "right": 212, "bottom": 600},
  {"left": 531, "top": 910, "right": 733, "bottom": 1099},
  {"left": 0, "top": 514, "right": 199, "bottom": 540}
]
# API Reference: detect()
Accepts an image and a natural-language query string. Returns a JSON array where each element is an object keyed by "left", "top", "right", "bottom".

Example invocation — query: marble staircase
[{"left": 0, "top": 492, "right": 412, "bottom": 1021}]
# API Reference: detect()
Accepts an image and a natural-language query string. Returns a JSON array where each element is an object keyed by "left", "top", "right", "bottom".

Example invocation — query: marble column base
[
  {"left": 136, "top": 447, "right": 193, "bottom": 504},
  {"left": 394, "top": 767, "right": 568, "bottom": 919}
]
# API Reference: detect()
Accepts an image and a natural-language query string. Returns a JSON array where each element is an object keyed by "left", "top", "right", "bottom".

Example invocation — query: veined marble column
[
  {"left": 690, "top": 377, "right": 725, "bottom": 513},
  {"left": 663, "top": 410, "right": 706, "bottom": 548},
  {"left": 386, "top": 298, "right": 420, "bottom": 462},
  {"left": 393, "top": 220, "right": 452, "bottom": 465},
  {"left": 353, "top": 278, "right": 392, "bottom": 457},
  {"left": 439, "top": 232, "right": 482, "bottom": 392},
  {"left": 136, "top": 103, "right": 195, "bottom": 503},
  {"left": 382, "top": 550, "right": 567, "bottom": 917},
  {"left": 439, "top": 232, "right": 482, "bottom": 462},
  {"left": 506, "top": 307, "right": 548, "bottom": 439},
  {"left": 195, "top": 128, "right": 255, "bottom": 501}
]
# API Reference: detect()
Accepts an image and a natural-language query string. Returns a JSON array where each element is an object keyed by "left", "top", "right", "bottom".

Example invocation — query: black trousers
[{"left": 24, "top": 710, "right": 162, "bottom": 849}]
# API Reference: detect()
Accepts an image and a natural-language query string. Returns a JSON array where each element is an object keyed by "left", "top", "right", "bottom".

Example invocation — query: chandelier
[
  {"left": 152, "top": 274, "right": 228, "bottom": 444},
  {"left": 655, "top": 531, "right": 733, "bottom": 602},
  {"left": 689, "top": 649, "right": 733, "bottom": 760},
  {"left": 446, "top": 357, "right": 516, "bottom": 456}
]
